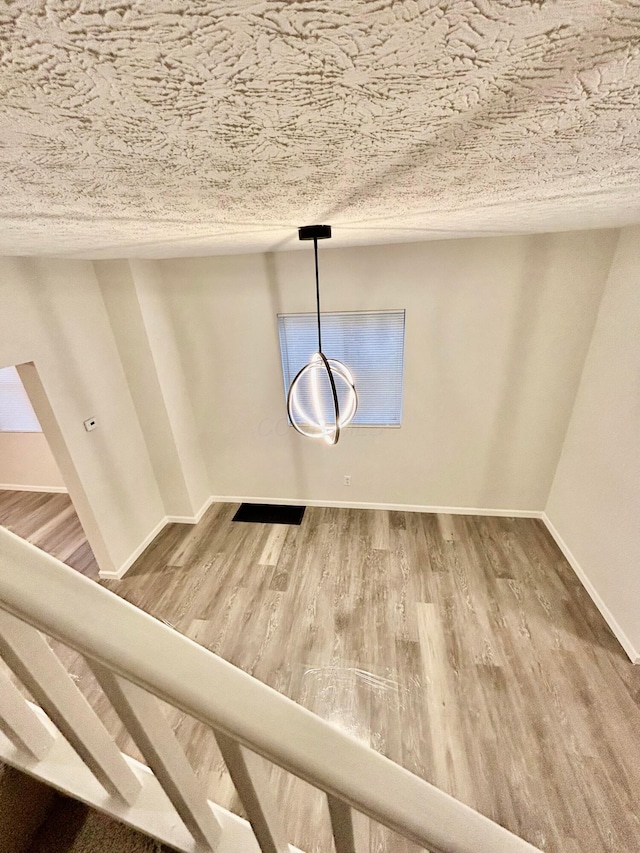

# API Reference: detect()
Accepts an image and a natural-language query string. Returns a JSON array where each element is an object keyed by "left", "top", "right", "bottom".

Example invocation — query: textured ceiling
[{"left": 1, "top": 1, "right": 640, "bottom": 258}]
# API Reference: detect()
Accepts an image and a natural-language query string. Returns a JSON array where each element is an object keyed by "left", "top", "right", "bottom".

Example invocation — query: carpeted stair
[
  {"left": 0, "top": 763, "right": 55, "bottom": 853},
  {"left": 0, "top": 765, "right": 175, "bottom": 853}
]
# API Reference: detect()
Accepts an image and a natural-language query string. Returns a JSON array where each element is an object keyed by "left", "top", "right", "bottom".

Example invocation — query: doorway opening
[{"left": 0, "top": 362, "right": 100, "bottom": 580}]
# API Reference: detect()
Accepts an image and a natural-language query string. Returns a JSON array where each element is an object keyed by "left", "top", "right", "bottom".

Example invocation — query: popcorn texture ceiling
[{"left": 1, "top": 0, "right": 640, "bottom": 258}]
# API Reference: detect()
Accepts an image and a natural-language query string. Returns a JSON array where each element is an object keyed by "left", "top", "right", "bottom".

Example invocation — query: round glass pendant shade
[{"left": 287, "top": 352, "right": 358, "bottom": 445}]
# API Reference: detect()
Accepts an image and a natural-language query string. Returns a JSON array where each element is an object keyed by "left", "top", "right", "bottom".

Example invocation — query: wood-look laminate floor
[
  {"left": 0, "top": 490, "right": 98, "bottom": 580},
  {"left": 5, "top": 501, "right": 640, "bottom": 852}
]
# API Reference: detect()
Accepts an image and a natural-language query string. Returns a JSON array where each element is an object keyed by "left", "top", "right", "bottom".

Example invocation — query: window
[
  {"left": 278, "top": 310, "right": 405, "bottom": 427},
  {"left": 0, "top": 366, "right": 41, "bottom": 432}
]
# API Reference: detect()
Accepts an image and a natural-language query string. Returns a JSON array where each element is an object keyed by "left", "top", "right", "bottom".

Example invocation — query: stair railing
[{"left": 0, "top": 525, "right": 540, "bottom": 853}]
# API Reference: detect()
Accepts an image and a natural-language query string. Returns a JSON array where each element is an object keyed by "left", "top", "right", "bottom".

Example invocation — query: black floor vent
[{"left": 232, "top": 503, "right": 305, "bottom": 525}]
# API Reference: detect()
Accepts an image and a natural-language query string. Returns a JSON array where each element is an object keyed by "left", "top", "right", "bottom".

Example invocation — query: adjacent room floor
[
  {"left": 0, "top": 490, "right": 98, "bottom": 580},
  {"left": 3, "top": 498, "right": 640, "bottom": 852}
]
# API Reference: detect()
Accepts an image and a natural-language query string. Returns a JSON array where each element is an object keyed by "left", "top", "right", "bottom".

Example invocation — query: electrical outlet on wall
[{"left": 344, "top": 475, "right": 351, "bottom": 486}]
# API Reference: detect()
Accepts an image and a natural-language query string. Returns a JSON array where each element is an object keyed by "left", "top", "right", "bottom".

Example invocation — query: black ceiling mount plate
[{"left": 298, "top": 224, "right": 332, "bottom": 241}]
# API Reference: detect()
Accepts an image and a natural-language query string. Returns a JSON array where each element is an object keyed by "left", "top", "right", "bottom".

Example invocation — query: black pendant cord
[
  {"left": 290, "top": 224, "right": 357, "bottom": 445},
  {"left": 314, "top": 237, "right": 322, "bottom": 353}
]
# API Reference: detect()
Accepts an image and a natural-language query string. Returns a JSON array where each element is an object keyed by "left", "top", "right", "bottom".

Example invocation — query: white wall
[
  {"left": 0, "top": 432, "right": 66, "bottom": 491},
  {"left": 95, "top": 259, "right": 196, "bottom": 519},
  {"left": 0, "top": 228, "right": 630, "bottom": 599},
  {"left": 159, "top": 230, "right": 616, "bottom": 511},
  {"left": 130, "top": 259, "right": 210, "bottom": 516},
  {"left": 96, "top": 258, "right": 210, "bottom": 520},
  {"left": 546, "top": 226, "right": 640, "bottom": 659},
  {"left": 0, "top": 257, "right": 165, "bottom": 575}
]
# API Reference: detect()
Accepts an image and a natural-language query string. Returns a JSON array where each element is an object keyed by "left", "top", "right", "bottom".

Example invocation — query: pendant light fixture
[{"left": 287, "top": 225, "right": 358, "bottom": 445}]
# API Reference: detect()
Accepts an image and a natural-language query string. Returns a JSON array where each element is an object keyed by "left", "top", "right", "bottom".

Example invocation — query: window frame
[
  {"left": 0, "top": 365, "right": 42, "bottom": 433},
  {"left": 277, "top": 308, "right": 406, "bottom": 430}
]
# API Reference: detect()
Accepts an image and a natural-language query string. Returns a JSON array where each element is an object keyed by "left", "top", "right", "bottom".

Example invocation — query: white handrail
[{"left": 0, "top": 526, "right": 540, "bottom": 853}]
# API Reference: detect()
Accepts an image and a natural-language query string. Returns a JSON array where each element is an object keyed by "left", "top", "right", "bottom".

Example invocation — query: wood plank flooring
[
  {"left": 3, "top": 499, "right": 640, "bottom": 852},
  {"left": 0, "top": 490, "right": 98, "bottom": 580}
]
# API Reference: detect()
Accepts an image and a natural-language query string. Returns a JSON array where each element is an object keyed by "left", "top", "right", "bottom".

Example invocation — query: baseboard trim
[
  {"left": 103, "top": 497, "right": 218, "bottom": 579},
  {"left": 0, "top": 483, "right": 68, "bottom": 494},
  {"left": 97, "top": 498, "right": 640, "bottom": 666},
  {"left": 208, "top": 495, "right": 544, "bottom": 519},
  {"left": 102, "top": 496, "right": 544, "bottom": 582},
  {"left": 542, "top": 513, "right": 639, "bottom": 664},
  {"left": 99, "top": 516, "right": 168, "bottom": 580},
  {"left": 165, "top": 494, "right": 216, "bottom": 525}
]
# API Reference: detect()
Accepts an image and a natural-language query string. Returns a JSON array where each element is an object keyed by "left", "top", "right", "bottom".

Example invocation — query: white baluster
[
  {"left": 0, "top": 609, "right": 140, "bottom": 805},
  {"left": 327, "top": 795, "right": 357, "bottom": 853},
  {"left": 215, "top": 732, "right": 290, "bottom": 853},
  {"left": 0, "top": 667, "right": 53, "bottom": 760},
  {"left": 90, "top": 662, "right": 222, "bottom": 851}
]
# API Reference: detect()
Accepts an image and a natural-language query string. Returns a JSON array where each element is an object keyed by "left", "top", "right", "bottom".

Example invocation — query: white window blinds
[
  {"left": 278, "top": 310, "right": 405, "bottom": 427},
  {"left": 0, "top": 366, "right": 42, "bottom": 432}
]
